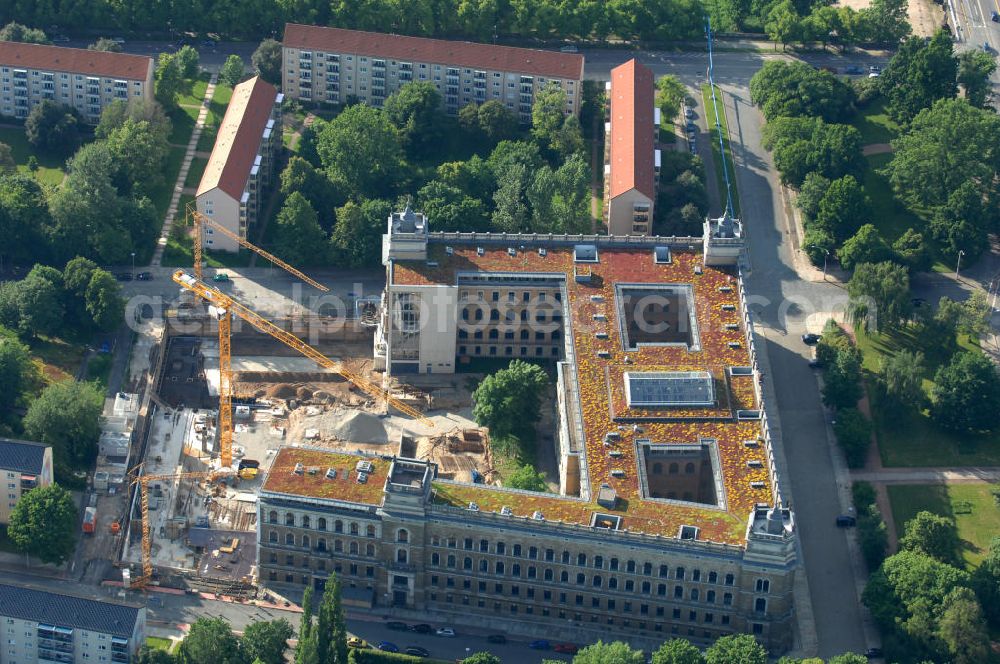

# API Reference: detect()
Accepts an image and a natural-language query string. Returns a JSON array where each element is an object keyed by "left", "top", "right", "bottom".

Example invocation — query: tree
[
  {"left": 931, "top": 351, "right": 1000, "bottom": 432},
  {"left": 929, "top": 179, "right": 991, "bottom": 262},
  {"left": 826, "top": 655, "right": 868, "bottom": 664},
  {"left": 655, "top": 75, "right": 686, "bottom": 124},
  {"left": 155, "top": 52, "right": 183, "bottom": 106},
  {"left": 795, "top": 172, "right": 831, "bottom": 222},
  {"left": 279, "top": 157, "right": 342, "bottom": 228},
  {"left": 88, "top": 38, "right": 123, "bottom": 52},
  {"left": 859, "top": 0, "right": 910, "bottom": 45},
  {"left": 833, "top": 407, "right": 871, "bottom": 468},
  {"left": 879, "top": 350, "right": 924, "bottom": 414},
  {"left": 241, "top": 619, "right": 292, "bottom": 664},
  {"left": 462, "top": 654, "right": 501, "bottom": 664},
  {"left": 892, "top": 228, "right": 931, "bottom": 273},
  {"left": 492, "top": 164, "right": 531, "bottom": 232},
  {"left": 272, "top": 193, "right": 328, "bottom": 267},
  {"left": 417, "top": 180, "right": 490, "bottom": 232},
  {"left": 886, "top": 99, "right": 1000, "bottom": 213},
  {"left": 7, "top": 484, "right": 77, "bottom": 564},
  {"left": 704, "top": 634, "right": 767, "bottom": 664},
  {"left": 0, "top": 22, "right": 49, "bottom": 44},
  {"left": 750, "top": 60, "right": 855, "bottom": 122},
  {"left": 96, "top": 98, "right": 172, "bottom": 144},
  {"left": 175, "top": 45, "right": 200, "bottom": 78},
  {"left": 572, "top": 641, "right": 645, "bottom": 664},
  {"left": 0, "top": 174, "right": 51, "bottom": 267},
  {"left": 219, "top": 55, "right": 246, "bottom": 87},
  {"left": 814, "top": 175, "right": 867, "bottom": 243},
  {"left": 899, "top": 511, "right": 959, "bottom": 565},
  {"left": 0, "top": 143, "right": 13, "bottom": 174},
  {"left": 764, "top": 0, "right": 802, "bottom": 50},
  {"left": 85, "top": 270, "right": 125, "bottom": 332},
  {"left": 938, "top": 587, "right": 990, "bottom": 664},
  {"left": 136, "top": 646, "right": 176, "bottom": 664},
  {"left": 23, "top": 380, "right": 103, "bottom": 470},
  {"left": 177, "top": 617, "right": 244, "bottom": 664},
  {"left": 472, "top": 360, "right": 548, "bottom": 439},
  {"left": 476, "top": 100, "right": 519, "bottom": 144},
  {"left": 11, "top": 271, "right": 65, "bottom": 338},
  {"left": 330, "top": 199, "right": 391, "bottom": 268},
  {"left": 0, "top": 332, "right": 37, "bottom": 412},
  {"left": 315, "top": 575, "right": 347, "bottom": 664},
  {"left": 505, "top": 464, "right": 547, "bottom": 492},
  {"left": 822, "top": 347, "right": 863, "bottom": 410},
  {"left": 803, "top": 227, "right": 835, "bottom": 267},
  {"left": 104, "top": 119, "right": 170, "bottom": 195},
  {"left": 383, "top": 82, "right": 444, "bottom": 158},
  {"left": 651, "top": 638, "right": 704, "bottom": 664},
  {"left": 295, "top": 585, "right": 317, "bottom": 664},
  {"left": 532, "top": 83, "right": 582, "bottom": 157},
  {"left": 972, "top": 538, "right": 1000, "bottom": 628},
  {"left": 252, "top": 39, "right": 283, "bottom": 85},
  {"left": 838, "top": 224, "right": 890, "bottom": 271},
  {"left": 437, "top": 155, "right": 496, "bottom": 204},
  {"left": 881, "top": 31, "right": 956, "bottom": 124},
  {"left": 846, "top": 261, "right": 911, "bottom": 332},
  {"left": 857, "top": 503, "right": 889, "bottom": 569},
  {"left": 957, "top": 50, "right": 996, "bottom": 108},
  {"left": 25, "top": 100, "right": 80, "bottom": 156},
  {"left": 761, "top": 116, "right": 863, "bottom": 187},
  {"left": 317, "top": 105, "right": 405, "bottom": 199},
  {"left": 527, "top": 154, "right": 592, "bottom": 233}
]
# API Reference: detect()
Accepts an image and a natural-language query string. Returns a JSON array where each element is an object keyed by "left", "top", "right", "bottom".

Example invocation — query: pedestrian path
[
  {"left": 151, "top": 74, "right": 219, "bottom": 267},
  {"left": 850, "top": 467, "right": 1000, "bottom": 483}
]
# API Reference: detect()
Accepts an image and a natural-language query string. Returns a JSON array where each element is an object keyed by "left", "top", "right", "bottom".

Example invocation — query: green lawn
[
  {"left": 167, "top": 105, "right": 198, "bottom": 146},
  {"left": 856, "top": 326, "right": 1000, "bottom": 467},
  {"left": 184, "top": 157, "right": 208, "bottom": 189},
  {"left": 174, "top": 193, "right": 195, "bottom": 224},
  {"left": 701, "top": 83, "right": 741, "bottom": 217},
  {"left": 887, "top": 483, "right": 1000, "bottom": 566},
  {"left": 177, "top": 78, "right": 209, "bottom": 107},
  {"left": 194, "top": 85, "right": 234, "bottom": 153},
  {"left": 211, "top": 83, "right": 233, "bottom": 106},
  {"left": 28, "top": 335, "right": 86, "bottom": 384},
  {"left": 0, "top": 126, "right": 68, "bottom": 187},
  {"left": 147, "top": 145, "right": 186, "bottom": 219},
  {"left": 161, "top": 225, "right": 253, "bottom": 269},
  {"left": 861, "top": 152, "right": 924, "bottom": 244},
  {"left": 146, "top": 637, "right": 173, "bottom": 652},
  {"left": 852, "top": 98, "right": 899, "bottom": 145}
]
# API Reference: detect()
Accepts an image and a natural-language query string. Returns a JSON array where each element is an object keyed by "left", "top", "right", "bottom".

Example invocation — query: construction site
[{"left": 110, "top": 210, "right": 499, "bottom": 595}]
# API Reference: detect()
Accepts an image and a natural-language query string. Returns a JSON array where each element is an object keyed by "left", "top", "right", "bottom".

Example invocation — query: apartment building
[
  {"left": 0, "top": 42, "right": 153, "bottom": 124},
  {"left": 258, "top": 211, "right": 795, "bottom": 653},
  {"left": 0, "top": 438, "right": 53, "bottom": 524},
  {"left": 605, "top": 59, "right": 660, "bottom": 236},
  {"left": 0, "top": 583, "right": 145, "bottom": 664},
  {"left": 281, "top": 24, "right": 585, "bottom": 122},
  {"left": 196, "top": 76, "right": 283, "bottom": 253}
]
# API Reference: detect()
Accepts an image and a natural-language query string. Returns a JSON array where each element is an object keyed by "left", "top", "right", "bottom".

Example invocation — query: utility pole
[{"left": 955, "top": 249, "right": 965, "bottom": 278}]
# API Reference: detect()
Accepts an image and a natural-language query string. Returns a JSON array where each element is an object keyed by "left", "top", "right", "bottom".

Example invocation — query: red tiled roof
[
  {"left": 198, "top": 76, "right": 278, "bottom": 199},
  {"left": 0, "top": 41, "right": 152, "bottom": 80},
  {"left": 609, "top": 59, "right": 656, "bottom": 200},
  {"left": 283, "top": 23, "right": 585, "bottom": 81}
]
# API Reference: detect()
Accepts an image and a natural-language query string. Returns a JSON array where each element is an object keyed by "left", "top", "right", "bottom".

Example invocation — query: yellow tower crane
[
  {"left": 186, "top": 202, "right": 329, "bottom": 292},
  {"left": 172, "top": 268, "right": 434, "bottom": 427}
]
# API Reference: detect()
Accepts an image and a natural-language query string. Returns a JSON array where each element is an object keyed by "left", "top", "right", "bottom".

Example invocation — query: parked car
[
  {"left": 136, "top": 272, "right": 152, "bottom": 281},
  {"left": 115, "top": 272, "right": 133, "bottom": 281},
  {"left": 554, "top": 643, "right": 579, "bottom": 654},
  {"left": 529, "top": 640, "right": 551, "bottom": 650},
  {"left": 836, "top": 515, "right": 857, "bottom": 527},
  {"left": 844, "top": 65, "right": 864, "bottom": 75},
  {"left": 51, "top": 35, "right": 70, "bottom": 42},
  {"left": 385, "top": 621, "right": 409, "bottom": 631},
  {"left": 435, "top": 627, "right": 456, "bottom": 637},
  {"left": 404, "top": 646, "right": 430, "bottom": 657},
  {"left": 377, "top": 642, "right": 399, "bottom": 653},
  {"left": 864, "top": 647, "right": 883, "bottom": 659},
  {"left": 801, "top": 333, "right": 822, "bottom": 345},
  {"left": 110, "top": 37, "right": 126, "bottom": 44},
  {"left": 808, "top": 347, "right": 822, "bottom": 369},
  {"left": 212, "top": 273, "right": 230, "bottom": 282},
  {"left": 685, "top": 107, "right": 694, "bottom": 119},
  {"left": 409, "top": 624, "right": 433, "bottom": 634},
  {"left": 992, "top": 10, "right": 999, "bottom": 21},
  {"left": 346, "top": 637, "right": 368, "bottom": 649},
  {"left": 559, "top": 44, "right": 579, "bottom": 53},
  {"left": 486, "top": 634, "right": 507, "bottom": 644},
  {"left": 201, "top": 39, "right": 217, "bottom": 47}
]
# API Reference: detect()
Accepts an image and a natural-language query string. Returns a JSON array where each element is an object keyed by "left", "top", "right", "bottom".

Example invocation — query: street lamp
[
  {"left": 130, "top": 252, "right": 136, "bottom": 280},
  {"left": 955, "top": 249, "right": 966, "bottom": 278},
  {"left": 808, "top": 245, "right": 830, "bottom": 281}
]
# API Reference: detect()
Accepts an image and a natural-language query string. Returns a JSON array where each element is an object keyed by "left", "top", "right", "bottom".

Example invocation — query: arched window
[
  {"left": 560, "top": 571, "right": 569, "bottom": 583},
  {"left": 593, "top": 575, "right": 602, "bottom": 588},
  {"left": 447, "top": 555, "right": 456, "bottom": 568},
  {"left": 551, "top": 330, "right": 561, "bottom": 340},
  {"left": 349, "top": 542, "right": 358, "bottom": 555},
  {"left": 691, "top": 588, "right": 699, "bottom": 601},
  {"left": 479, "top": 559, "right": 488, "bottom": 572},
  {"left": 489, "top": 329, "right": 499, "bottom": 339},
  {"left": 685, "top": 462, "right": 696, "bottom": 474},
  {"left": 594, "top": 555, "right": 603, "bottom": 569},
  {"left": 432, "top": 553, "right": 440, "bottom": 565},
  {"left": 642, "top": 581, "right": 651, "bottom": 593},
  {"left": 366, "top": 524, "right": 376, "bottom": 537},
  {"left": 317, "top": 539, "right": 327, "bottom": 552},
  {"left": 397, "top": 529, "right": 409, "bottom": 543},
  {"left": 544, "top": 569, "right": 553, "bottom": 581},
  {"left": 334, "top": 540, "right": 343, "bottom": 552},
  {"left": 349, "top": 522, "right": 359, "bottom": 535},
  {"left": 609, "top": 577, "right": 618, "bottom": 590},
  {"left": 490, "top": 309, "right": 500, "bottom": 321},
  {"left": 708, "top": 571, "right": 718, "bottom": 584},
  {"left": 495, "top": 561, "right": 505, "bottom": 575},
  {"left": 285, "top": 533, "right": 294, "bottom": 545},
  {"left": 755, "top": 598, "right": 767, "bottom": 613},
  {"left": 512, "top": 564, "right": 521, "bottom": 577},
  {"left": 334, "top": 520, "right": 344, "bottom": 533},
  {"left": 397, "top": 549, "right": 408, "bottom": 564},
  {"left": 302, "top": 535, "right": 310, "bottom": 549},
  {"left": 577, "top": 553, "right": 586, "bottom": 566},
  {"left": 657, "top": 584, "right": 667, "bottom": 596},
  {"left": 652, "top": 463, "right": 662, "bottom": 475},
  {"left": 366, "top": 544, "right": 375, "bottom": 556},
  {"left": 285, "top": 513, "right": 295, "bottom": 526},
  {"left": 464, "top": 557, "right": 473, "bottom": 570},
  {"left": 268, "top": 531, "right": 277, "bottom": 543},
  {"left": 462, "top": 307, "right": 471, "bottom": 321},
  {"left": 301, "top": 516, "right": 310, "bottom": 529},
  {"left": 475, "top": 309, "right": 483, "bottom": 321},
  {"left": 268, "top": 511, "right": 277, "bottom": 523},
  {"left": 520, "top": 329, "right": 529, "bottom": 340},
  {"left": 317, "top": 518, "right": 327, "bottom": 531},
  {"left": 669, "top": 463, "right": 679, "bottom": 474},
  {"left": 643, "top": 562, "right": 652, "bottom": 575},
  {"left": 707, "top": 590, "right": 716, "bottom": 603},
  {"left": 513, "top": 544, "right": 522, "bottom": 557}
]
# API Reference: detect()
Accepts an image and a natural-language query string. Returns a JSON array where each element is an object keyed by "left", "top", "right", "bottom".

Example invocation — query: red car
[{"left": 554, "top": 643, "right": 578, "bottom": 654}]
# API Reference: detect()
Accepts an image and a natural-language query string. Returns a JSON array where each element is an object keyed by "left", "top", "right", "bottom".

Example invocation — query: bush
[
  {"left": 348, "top": 651, "right": 428, "bottom": 663},
  {"left": 852, "top": 481, "right": 877, "bottom": 511},
  {"left": 833, "top": 407, "right": 871, "bottom": 468},
  {"left": 853, "top": 481, "right": 888, "bottom": 569}
]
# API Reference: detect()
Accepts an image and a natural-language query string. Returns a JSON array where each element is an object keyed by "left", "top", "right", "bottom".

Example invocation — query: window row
[
  {"left": 265, "top": 512, "right": 406, "bottom": 540},
  {"left": 264, "top": 531, "right": 377, "bottom": 556}
]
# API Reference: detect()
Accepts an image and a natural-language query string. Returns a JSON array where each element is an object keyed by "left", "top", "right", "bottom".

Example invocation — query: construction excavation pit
[{"left": 121, "top": 282, "right": 499, "bottom": 593}]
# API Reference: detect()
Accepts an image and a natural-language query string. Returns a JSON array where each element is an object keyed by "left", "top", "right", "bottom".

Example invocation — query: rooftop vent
[
  {"left": 357, "top": 472, "right": 369, "bottom": 484},
  {"left": 445, "top": 246, "right": 454, "bottom": 255},
  {"left": 293, "top": 463, "right": 304, "bottom": 475},
  {"left": 325, "top": 468, "right": 337, "bottom": 479},
  {"left": 307, "top": 466, "right": 319, "bottom": 475},
  {"left": 610, "top": 469, "right": 626, "bottom": 478},
  {"left": 750, "top": 481, "right": 766, "bottom": 489},
  {"left": 694, "top": 265, "right": 703, "bottom": 275},
  {"left": 609, "top": 450, "right": 623, "bottom": 458},
  {"left": 538, "top": 248, "right": 547, "bottom": 257},
  {"left": 590, "top": 295, "right": 604, "bottom": 302},
  {"left": 719, "top": 286, "right": 733, "bottom": 293},
  {"left": 426, "top": 261, "right": 439, "bottom": 268},
  {"left": 727, "top": 342, "right": 741, "bottom": 349},
  {"left": 593, "top": 313, "right": 607, "bottom": 322},
  {"left": 721, "top": 304, "right": 736, "bottom": 312},
  {"left": 597, "top": 351, "right": 611, "bottom": 359},
  {"left": 596, "top": 332, "right": 609, "bottom": 340},
  {"left": 743, "top": 439, "right": 760, "bottom": 448},
  {"left": 653, "top": 246, "right": 672, "bottom": 264},
  {"left": 468, "top": 502, "right": 480, "bottom": 511},
  {"left": 679, "top": 525, "right": 699, "bottom": 540},
  {"left": 476, "top": 246, "right": 484, "bottom": 256},
  {"left": 574, "top": 244, "right": 599, "bottom": 263},
  {"left": 356, "top": 460, "right": 374, "bottom": 474},
  {"left": 532, "top": 511, "right": 544, "bottom": 521},
  {"left": 747, "top": 460, "right": 764, "bottom": 469},
  {"left": 604, "top": 431, "right": 621, "bottom": 442},
  {"left": 597, "top": 483, "right": 618, "bottom": 509},
  {"left": 725, "top": 323, "right": 740, "bottom": 331},
  {"left": 507, "top": 247, "right": 517, "bottom": 257},
  {"left": 500, "top": 505, "right": 513, "bottom": 516}
]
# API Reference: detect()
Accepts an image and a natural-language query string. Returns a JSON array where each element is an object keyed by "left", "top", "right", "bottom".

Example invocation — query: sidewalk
[{"left": 151, "top": 73, "right": 219, "bottom": 267}]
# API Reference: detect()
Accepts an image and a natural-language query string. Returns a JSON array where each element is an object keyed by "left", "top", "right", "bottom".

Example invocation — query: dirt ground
[{"left": 836, "top": 0, "right": 945, "bottom": 37}]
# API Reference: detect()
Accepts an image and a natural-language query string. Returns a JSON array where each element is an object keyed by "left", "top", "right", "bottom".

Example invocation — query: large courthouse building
[
  {"left": 280, "top": 23, "right": 584, "bottom": 122},
  {"left": 257, "top": 211, "right": 797, "bottom": 652}
]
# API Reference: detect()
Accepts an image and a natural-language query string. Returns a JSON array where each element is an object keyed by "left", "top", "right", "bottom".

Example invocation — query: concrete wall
[
  {"left": 196, "top": 187, "right": 241, "bottom": 253},
  {"left": 607, "top": 188, "right": 654, "bottom": 236}
]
